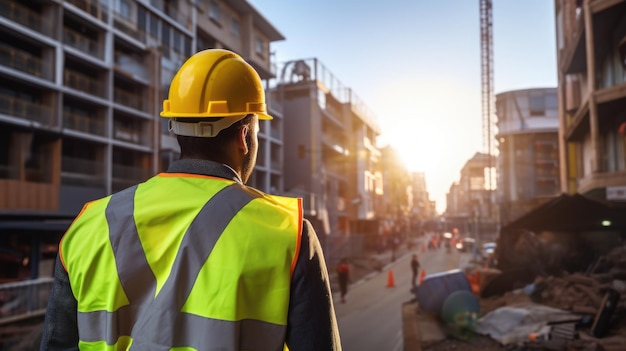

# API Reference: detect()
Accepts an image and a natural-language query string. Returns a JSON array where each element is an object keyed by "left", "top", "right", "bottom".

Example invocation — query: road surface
[{"left": 334, "top": 238, "right": 473, "bottom": 351}]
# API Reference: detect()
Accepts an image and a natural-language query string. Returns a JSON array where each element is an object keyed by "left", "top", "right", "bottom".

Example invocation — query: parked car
[{"left": 455, "top": 237, "right": 475, "bottom": 252}]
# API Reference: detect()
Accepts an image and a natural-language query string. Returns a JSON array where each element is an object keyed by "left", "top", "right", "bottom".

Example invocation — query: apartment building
[
  {"left": 445, "top": 152, "right": 497, "bottom": 240},
  {"left": 276, "top": 58, "right": 383, "bottom": 248},
  {"left": 409, "top": 171, "right": 435, "bottom": 222},
  {"left": 377, "top": 145, "right": 412, "bottom": 245},
  {"left": 0, "top": 0, "right": 283, "bottom": 284},
  {"left": 496, "top": 88, "right": 560, "bottom": 225},
  {"left": 555, "top": 0, "right": 626, "bottom": 201}
]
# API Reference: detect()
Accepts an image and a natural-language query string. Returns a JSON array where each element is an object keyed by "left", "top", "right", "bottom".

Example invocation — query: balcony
[
  {"left": 114, "top": 51, "right": 149, "bottom": 81},
  {"left": 112, "top": 163, "right": 152, "bottom": 191},
  {"left": 113, "top": 124, "right": 144, "bottom": 145},
  {"left": 64, "top": 69, "right": 106, "bottom": 98},
  {"left": 149, "top": 0, "right": 185, "bottom": 27},
  {"left": 63, "top": 110, "right": 105, "bottom": 136},
  {"left": 61, "top": 156, "right": 105, "bottom": 187},
  {"left": 114, "top": 88, "right": 146, "bottom": 112},
  {"left": 0, "top": 43, "right": 52, "bottom": 81},
  {"left": 322, "top": 134, "right": 349, "bottom": 156},
  {"left": 65, "top": 0, "right": 108, "bottom": 23},
  {"left": 0, "top": 0, "right": 54, "bottom": 37},
  {"left": 63, "top": 27, "right": 103, "bottom": 60},
  {"left": 113, "top": 15, "right": 146, "bottom": 44},
  {"left": 0, "top": 93, "right": 54, "bottom": 126}
]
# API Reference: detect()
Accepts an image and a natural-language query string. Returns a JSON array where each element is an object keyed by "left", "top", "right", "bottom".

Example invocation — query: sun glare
[{"left": 384, "top": 120, "right": 444, "bottom": 174}]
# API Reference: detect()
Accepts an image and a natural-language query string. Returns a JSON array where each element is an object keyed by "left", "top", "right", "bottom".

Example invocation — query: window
[
  {"left": 183, "top": 36, "right": 191, "bottom": 56},
  {"left": 118, "top": 0, "right": 131, "bottom": 19},
  {"left": 161, "top": 24, "right": 171, "bottom": 50},
  {"left": 546, "top": 94, "right": 558, "bottom": 111},
  {"left": 173, "top": 30, "right": 182, "bottom": 54},
  {"left": 255, "top": 37, "right": 265, "bottom": 57},
  {"left": 231, "top": 17, "right": 240, "bottom": 37},
  {"left": 137, "top": 6, "right": 147, "bottom": 32},
  {"left": 209, "top": 1, "right": 220, "bottom": 22},
  {"left": 149, "top": 13, "right": 159, "bottom": 39},
  {"left": 529, "top": 95, "right": 545, "bottom": 116}
]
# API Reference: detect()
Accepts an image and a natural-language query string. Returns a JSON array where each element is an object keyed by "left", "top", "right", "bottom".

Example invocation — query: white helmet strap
[{"left": 168, "top": 116, "right": 247, "bottom": 137}]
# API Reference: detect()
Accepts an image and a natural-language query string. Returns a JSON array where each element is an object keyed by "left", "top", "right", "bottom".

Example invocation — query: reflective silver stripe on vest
[
  {"left": 78, "top": 183, "right": 287, "bottom": 350},
  {"left": 106, "top": 185, "right": 156, "bottom": 306}
]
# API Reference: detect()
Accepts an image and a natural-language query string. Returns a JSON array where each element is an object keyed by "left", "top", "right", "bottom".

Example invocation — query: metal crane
[{"left": 480, "top": 0, "right": 495, "bottom": 216}]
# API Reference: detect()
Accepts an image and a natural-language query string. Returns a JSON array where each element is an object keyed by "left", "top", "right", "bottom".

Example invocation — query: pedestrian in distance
[
  {"left": 337, "top": 257, "right": 351, "bottom": 303},
  {"left": 40, "top": 49, "right": 342, "bottom": 351},
  {"left": 411, "top": 254, "right": 421, "bottom": 288}
]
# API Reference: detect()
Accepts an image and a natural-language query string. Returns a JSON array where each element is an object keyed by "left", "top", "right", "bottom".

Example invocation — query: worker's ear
[{"left": 237, "top": 125, "right": 250, "bottom": 155}]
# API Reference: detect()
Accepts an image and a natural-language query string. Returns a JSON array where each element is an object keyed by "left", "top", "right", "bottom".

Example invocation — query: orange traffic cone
[
  {"left": 387, "top": 269, "right": 395, "bottom": 287},
  {"left": 418, "top": 269, "right": 426, "bottom": 285}
]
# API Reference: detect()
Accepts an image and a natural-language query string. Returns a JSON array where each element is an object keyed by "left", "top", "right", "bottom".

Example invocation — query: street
[{"left": 333, "top": 238, "right": 473, "bottom": 351}]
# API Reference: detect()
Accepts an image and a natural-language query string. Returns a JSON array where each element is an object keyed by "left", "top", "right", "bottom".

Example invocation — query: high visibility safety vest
[{"left": 60, "top": 173, "right": 303, "bottom": 351}]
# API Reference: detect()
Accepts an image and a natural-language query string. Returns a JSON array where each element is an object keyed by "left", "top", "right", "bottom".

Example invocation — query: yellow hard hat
[{"left": 161, "top": 49, "right": 272, "bottom": 136}]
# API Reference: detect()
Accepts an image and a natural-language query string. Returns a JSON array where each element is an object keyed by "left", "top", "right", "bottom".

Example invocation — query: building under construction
[
  {"left": 555, "top": 0, "right": 626, "bottom": 201},
  {"left": 496, "top": 88, "right": 561, "bottom": 225}
]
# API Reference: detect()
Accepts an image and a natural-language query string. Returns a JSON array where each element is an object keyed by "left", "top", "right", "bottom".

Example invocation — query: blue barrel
[{"left": 415, "top": 269, "right": 472, "bottom": 316}]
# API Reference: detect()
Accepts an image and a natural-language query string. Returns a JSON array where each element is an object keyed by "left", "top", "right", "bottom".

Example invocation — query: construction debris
[{"left": 472, "top": 242, "right": 626, "bottom": 350}]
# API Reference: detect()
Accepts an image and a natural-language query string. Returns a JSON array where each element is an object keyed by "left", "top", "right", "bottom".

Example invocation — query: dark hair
[{"left": 177, "top": 114, "right": 255, "bottom": 160}]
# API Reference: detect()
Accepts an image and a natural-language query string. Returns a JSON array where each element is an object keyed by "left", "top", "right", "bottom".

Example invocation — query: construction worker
[{"left": 40, "top": 49, "right": 341, "bottom": 351}]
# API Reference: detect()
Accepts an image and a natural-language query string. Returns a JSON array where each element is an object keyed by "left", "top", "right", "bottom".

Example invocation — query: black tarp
[
  {"left": 501, "top": 193, "right": 626, "bottom": 233},
  {"left": 486, "top": 194, "right": 626, "bottom": 296}
]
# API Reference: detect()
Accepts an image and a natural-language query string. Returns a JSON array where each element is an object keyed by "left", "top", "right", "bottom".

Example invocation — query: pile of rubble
[{"left": 476, "top": 244, "right": 626, "bottom": 350}]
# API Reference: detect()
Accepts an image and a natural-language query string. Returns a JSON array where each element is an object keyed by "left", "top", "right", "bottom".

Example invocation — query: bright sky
[{"left": 248, "top": 0, "right": 557, "bottom": 213}]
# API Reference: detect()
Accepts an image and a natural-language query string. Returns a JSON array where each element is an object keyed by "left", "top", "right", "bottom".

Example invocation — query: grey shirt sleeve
[
  {"left": 285, "top": 219, "right": 342, "bottom": 351},
  {"left": 40, "top": 254, "right": 79, "bottom": 351}
]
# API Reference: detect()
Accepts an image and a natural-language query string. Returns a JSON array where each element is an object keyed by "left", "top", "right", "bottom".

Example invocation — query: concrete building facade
[
  {"left": 0, "top": 0, "right": 284, "bottom": 286},
  {"left": 496, "top": 88, "right": 560, "bottom": 225},
  {"left": 276, "top": 58, "right": 383, "bottom": 249},
  {"left": 0, "top": 0, "right": 283, "bottom": 217}
]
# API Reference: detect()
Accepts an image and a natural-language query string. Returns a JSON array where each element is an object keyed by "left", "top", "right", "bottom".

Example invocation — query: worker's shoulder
[{"left": 241, "top": 185, "right": 301, "bottom": 204}]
